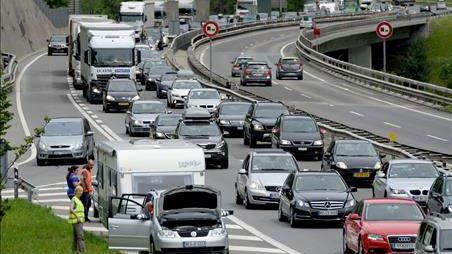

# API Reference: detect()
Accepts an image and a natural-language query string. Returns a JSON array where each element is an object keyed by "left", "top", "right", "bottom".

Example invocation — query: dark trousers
[
  {"left": 72, "top": 223, "right": 85, "bottom": 252},
  {"left": 80, "top": 192, "right": 91, "bottom": 221}
]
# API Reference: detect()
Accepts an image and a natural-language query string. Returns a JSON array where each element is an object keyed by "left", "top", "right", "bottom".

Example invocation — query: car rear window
[
  {"left": 237, "top": 58, "right": 252, "bottom": 64},
  {"left": 365, "top": 203, "right": 424, "bottom": 221},
  {"left": 281, "top": 59, "right": 300, "bottom": 64},
  {"left": 248, "top": 64, "right": 268, "bottom": 69},
  {"left": 283, "top": 118, "right": 317, "bottom": 132}
]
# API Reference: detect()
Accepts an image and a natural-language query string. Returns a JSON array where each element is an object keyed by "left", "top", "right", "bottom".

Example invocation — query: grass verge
[{"left": 0, "top": 199, "right": 119, "bottom": 254}]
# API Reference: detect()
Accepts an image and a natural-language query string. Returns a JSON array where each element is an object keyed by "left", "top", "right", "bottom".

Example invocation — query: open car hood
[{"left": 158, "top": 185, "right": 221, "bottom": 218}]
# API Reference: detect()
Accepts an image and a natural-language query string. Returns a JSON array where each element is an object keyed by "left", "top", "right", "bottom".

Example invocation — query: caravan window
[
  {"left": 109, "top": 168, "right": 118, "bottom": 196},
  {"left": 132, "top": 173, "right": 193, "bottom": 193},
  {"left": 97, "top": 161, "right": 104, "bottom": 188}
]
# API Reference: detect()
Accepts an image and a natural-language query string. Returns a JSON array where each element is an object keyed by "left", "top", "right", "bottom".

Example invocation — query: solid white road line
[
  {"left": 383, "top": 122, "right": 402, "bottom": 129},
  {"left": 34, "top": 198, "right": 71, "bottom": 203},
  {"left": 226, "top": 224, "right": 243, "bottom": 230},
  {"left": 284, "top": 86, "right": 293, "bottom": 91},
  {"left": 228, "top": 235, "right": 263, "bottom": 241},
  {"left": 349, "top": 111, "right": 364, "bottom": 117},
  {"left": 229, "top": 246, "right": 285, "bottom": 253},
  {"left": 15, "top": 53, "right": 47, "bottom": 166},
  {"left": 426, "top": 135, "right": 449, "bottom": 142},
  {"left": 300, "top": 93, "right": 312, "bottom": 99}
]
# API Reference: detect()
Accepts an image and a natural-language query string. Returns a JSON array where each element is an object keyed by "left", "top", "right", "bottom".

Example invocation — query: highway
[
  {"left": 195, "top": 26, "right": 452, "bottom": 155},
  {"left": 7, "top": 53, "right": 375, "bottom": 254}
]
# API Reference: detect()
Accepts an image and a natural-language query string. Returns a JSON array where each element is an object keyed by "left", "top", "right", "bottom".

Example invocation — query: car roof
[
  {"left": 280, "top": 114, "right": 314, "bottom": 120},
  {"left": 158, "top": 113, "right": 182, "bottom": 118},
  {"left": 252, "top": 149, "right": 292, "bottom": 156},
  {"left": 51, "top": 34, "right": 66, "bottom": 38},
  {"left": 220, "top": 101, "right": 251, "bottom": 105},
  {"left": 295, "top": 170, "right": 340, "bottom": 176},
  {"left": 50, "top": 117, "right": 83, "bottom": 123},
  {"left": 281, "top": 57, "right": 299, "bottom": 60},
  {"left": 335, "top": 139, "right": 371, "bottom": 144},
  {"left": 388, "top": 159, "right": 434, "bottom": 164},
  {"left": 189, "top": 88, "right": 217, "bottom": 92},
  {"left": 108, "top": 78, "right": 134, "bottom": 83},
  {"left": 362, "top": 198, "right": 418, "bottom": 204},
  {"left": 247, "top": 61, "right": 268, "bottom": 65},
  {"left": 133, "top": 100, "right": 163, "bottom": 105},
  {"left": 424, "top": 214, "right": 452, "bottom": 229}
]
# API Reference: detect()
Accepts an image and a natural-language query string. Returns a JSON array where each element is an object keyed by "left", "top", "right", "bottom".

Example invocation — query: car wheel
[
  {"left": 103, "top": 105, "right": 110, "bottom": 113},
  {"left": 48, "top": 49, "right": 52, "bottom": 56},
  {"left": 343, "top": 230, "right": 352, "bottom": 254},
  {"left": 266, "top": 81, "right": 272, "bottom": 86},
  {"left": 220, "top": 158, "right": 229, "bottom": 169},
  {"left": 36, "top": 158, "right": 45, "bottom": 166},
  {"left": 243, "top": 131, "right": 249, "bottom": 145},
  {"left": 235, "top": 190, "right": 243, "bottom": 205},
  {"left": 249, "top": 136, "right": 257, "bottom": 148},
  {"left": 298, "top": 74, "right": 303, "bottom": 80},
  {"left": 289, "top": 207, "right": 298, "bottom": 228},
  {"left": 278, "top": 202, "right": 287, "bottom": 222},
  {"left": 244, "top": 190, "right": 253, "bottom": 209}
]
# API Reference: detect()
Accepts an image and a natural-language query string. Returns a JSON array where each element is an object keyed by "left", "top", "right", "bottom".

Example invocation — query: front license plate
[
  {"left": 392, "top": 243, "right": 414, "bottom": 250},
  {"left": 183, "top": 241, "right": 206, "bottom": 248},
  {"left": 298, "top": 147, "right": 307, "bottom": 151},
  {"left": 413, "top": 195, "right": 427, "bottom": 201},
  {"left": 204, "top": 154, "right": 212, "bottom": 158},
  {"left": 354, "top": 172, "right": 370, "bottom": 178},
  {"left": 270, "top": 193, "right": 280, "bottom": 198},
  {"left": 318, "top": 210, "right": 338, "bottom": 216},
  {"left": 237, "top": 126, "right": 243, "bottom": 130},
  {"left": 118, "top": 102, "right": 129, "bottom": 106}
]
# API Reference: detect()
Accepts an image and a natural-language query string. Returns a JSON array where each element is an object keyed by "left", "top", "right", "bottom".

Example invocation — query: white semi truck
[
  {"left": 236, "top": 0, "right": 257, "bottom": 17},
  {"left": 67, "top": 15, "right": 108, "bottom": 88},
  {"left": 79, "top": 23, "right": 136, "bottom": 103},
  {"left": 119, "top": 1, "right": 156, "bottom": 41}
]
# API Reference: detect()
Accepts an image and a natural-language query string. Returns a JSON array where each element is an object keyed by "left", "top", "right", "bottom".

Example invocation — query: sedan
[
  {"left": 125, "top": 100, "right": 167, "bottom": 136},
  {"left": 427, "top": 174, "right": 452, "bottom": 214},
  {"left": 373, "top": 159, "right": 439, "bottom": 207},
  {"left": 184, "top": 88, "right": 222, "bottom": 113},
  {"left": 47, "top": 35, "right": 68, "bottom": 56},
  {"left": 215, "top": 101, "right": 251, "bottom": 136},
  {"left": 167, "top": 79, "right": 202, "bottom": 108},
  {"left": 231, "top": 56, "right": 253, "bottom": 77},
  {"left": 143, "top": 66, "right": 173, "bottom": 91},
  {"left": 36, "top": 117, "right": 94, "bottom": 166},
  {"left": 156, "top": 72, "right": 177, "bottom": 98},
  {"left": 343, "top": 199, "right": 425, "bottom": 254},
  {"left": 150, "top": 114, "right": 182, "bottom": 139}
]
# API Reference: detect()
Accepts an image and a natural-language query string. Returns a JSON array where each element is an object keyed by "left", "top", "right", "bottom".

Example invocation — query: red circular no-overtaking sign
[
  {"left": 203, "top": 21, "right": 219, "bottom": 38},
  {"left": 376, "top": 21, "right": 393, "bottom": 40}
]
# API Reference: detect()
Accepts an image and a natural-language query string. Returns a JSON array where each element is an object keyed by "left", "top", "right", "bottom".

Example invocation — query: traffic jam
[{"left": 38, "top": 6, "right": 452, "bottom": 254}]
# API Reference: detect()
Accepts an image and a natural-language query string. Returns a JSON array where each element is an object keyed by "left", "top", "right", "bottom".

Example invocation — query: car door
[
  {"left": 108, "top": 194, "right": 151, "bottom": 251},
  {"left": 322, "top": 141, "right": 335, "bottom": 170},
  {"left": 428, "top": 178, "right": 443, "bottom": 213},
  {"left": 280, "top": 173, "right": 294, "bottom": 216},
  {"left": 373, "top": 162, "right": 389, "bottom": 197},
  {"left": 83, "top": 119, "right": 94, "bottom": 155},
  {"left": 237, "top": 155, "right": 250, "bottom": 198},
  {"left": 272, "top": 116, "right": 282, "bottom": 145},
  {"left": 346, "top": 201, "right": 364, "bottom": 251}
]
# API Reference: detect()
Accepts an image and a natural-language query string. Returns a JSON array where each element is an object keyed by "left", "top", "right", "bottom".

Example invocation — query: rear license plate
[
  {"left": 183, "top": 241, "right": 206, "bottom": 248},
  {"left": 204, "top": 154, "right": 211, "bottom": 158},
  {"left": 354, "top": 172, "right": 370, "bottom": 178},
  {"left": 118, "top": 102, "right": 129, "bottom": 106},
  {"left": 392, "top": 243, "right": 414, "bottom": 250},
  {"left": 318, "top": 210, "right": 338, "bottom": 216},
  {"left": 236, "top": 126, "right": 243, "bottom": 130},
  {"left": 298, "top": 147, "right": 307, "bottom": 151}
]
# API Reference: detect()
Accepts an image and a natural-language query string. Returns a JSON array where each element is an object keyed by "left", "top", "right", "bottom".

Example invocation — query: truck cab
[{"left": 119, "top": 1, "right": 147, "bottom": 42}]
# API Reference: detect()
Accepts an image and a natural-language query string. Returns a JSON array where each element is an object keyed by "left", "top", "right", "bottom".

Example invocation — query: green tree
[
  {"left": 44, "top": 0, "right": 70, "bottom": 8},
  {"left": 287, "top": 0, "right": 304, "bottom": 12},
  {"left": 397, "top": 39, "right": 430, "bottom": 82},
  {"left": 438, "top": 57, "right": 452, "bottom": 89}
]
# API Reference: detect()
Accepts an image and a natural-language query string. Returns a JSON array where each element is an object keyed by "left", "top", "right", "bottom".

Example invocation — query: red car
[{"left": 343, "top": 198, "right": 425, "bottom": 254}]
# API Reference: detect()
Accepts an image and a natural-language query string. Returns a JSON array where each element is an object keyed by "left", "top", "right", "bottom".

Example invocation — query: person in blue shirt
[{"left": 66, "top": 165, "right": 80, "bottom": 200}]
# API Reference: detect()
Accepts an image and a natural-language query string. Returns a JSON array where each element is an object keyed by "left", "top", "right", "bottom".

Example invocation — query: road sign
[
  {"left": 203, "top": 20, "right": 219, "bottom": 38},
  {"left": 376, "top": 21, "right": 393, "bottom": 40}
]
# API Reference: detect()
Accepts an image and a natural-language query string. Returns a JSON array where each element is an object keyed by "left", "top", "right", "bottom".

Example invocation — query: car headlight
[
  {"left": 133, "top": 120, "right": 142, "bottom": 125},
  {"left": 131, "top": 95, "right": 140, "bottom": 101},
  {"left": 38, "top": 142, "right": 47, "bottom": 150},
  {"left": 74, "top": 143, "right": 83, "bottom": 150},
  {"left": 367, "top": 234, "right": 384, "bottom": 241},
  {"left": 106, "top": 95, "right": 115, "bottom": 101},
  {"left": 216, "top": 140, "right": 226, "bottom": 149},
  {"left": 280, "top": 140, "right": 291, "bottom": 145},
  {"left": 345, "top": 199, "right": 356, "bottom": 208},
  {"left": 253, "top": 122, "right": 264, "bottom": 131},
  {"left": 374, "top": 161, "right": 381, "bottom": 170},
  {"left": 248, "top": 180, "right": 265, "bottom": 191},
  {"left": 210, "top": 228, "right": 227, "bottom": 237},
  {"left": 93, "top": 88, "right": 101, "bottom": 94},
  {"left": 158, "top": 230, "right": 177, "bottom": 238},
  {"left": 297, "top": 200, "right": 310, "bottom": 208},
  {"left": 313, "top": 140, "right": 323, "bottom": 146},
  {"left": 448, "top": 205, "right": 452, "bottom": 213},
  {"left": 336, "top": 161, "right": 348, "bottom": 169},
  {"left": 219, "top": 119, "right": 231, "bottom": 125},
  {"left": 389, "top": 187, "right": 406, "bottom": 195}
]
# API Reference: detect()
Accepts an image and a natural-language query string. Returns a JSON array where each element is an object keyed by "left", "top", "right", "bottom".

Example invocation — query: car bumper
[
  {"left": 155, "top": 235, "right": 228, "bottom": 252},
  {"left": 158, "top": 88, "right": 168, "bottom": 97},
  {"left": 243, "top": 76, "right": 271, "bottom": 83},
  {"left": 252, "top": 131, "right": 273, "bottom": 142},
  {"left": 219, "top": 124, "right": 244, "bottom": 134},
  {"left": 105, "top": 101, "right": 131, "bottom": 110},
  {"left": 248, "top": 189, "right": 280, "bottom": 205},
  {"left": 37, "top": 149, "right": 86, "bottom": 160},
  {"left": 279, "top": 145, "right": 323, "bottom": 156},
  {"left": 278, "top": 71, "right": 302, "bottom": 77},
  {"left": 171, "top": 97, "right": 186, "bottom": 106},
  {"left": 336, "top": 169, "right": 376, "bottom": 185},
  {"left": 49, "top": 47, "right": 68, "bottom": 53},
  {"left": 204, "top": 149, "right": 227, "bottom": 163},
  {"left": 293, "top": 206, "right": 354, "bottom": 221},
  {"left": 130, "top": 126, "right": 151, "bottom": 133},
  {"left": 386, "top": 193, "right": 428, "bottom": 207}
]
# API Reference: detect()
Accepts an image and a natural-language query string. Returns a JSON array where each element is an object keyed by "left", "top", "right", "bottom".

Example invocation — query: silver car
[
  {"left": 125, "top": 100, "right": 167, "bottom": 136},
  {"left": 235, "top": 149, "right": 300, "bottom": 209},
  {"left": 167, "top": 79, "right": 202, "bottom": 108},
  {"left": 184, "top": 88, "right": 221, "bottom": 113},
  {"left": 108, "top": 185, "right": 232, "bottom": 254},
  {"left": 373, "top": 159, "right": 440, "bottom": 207},
  {"left": 36, "top": 117, "right": 94, "bottom": 166}
]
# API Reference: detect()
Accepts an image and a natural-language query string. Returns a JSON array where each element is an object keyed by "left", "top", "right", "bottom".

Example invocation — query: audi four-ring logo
[{"left": 398, "top": 237, "right": 411, "bottom": 242}]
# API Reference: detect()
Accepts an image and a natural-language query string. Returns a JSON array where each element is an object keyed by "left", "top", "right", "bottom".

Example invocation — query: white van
[{"left": 94, "top": 139, "right": 205, "bottom": 226}]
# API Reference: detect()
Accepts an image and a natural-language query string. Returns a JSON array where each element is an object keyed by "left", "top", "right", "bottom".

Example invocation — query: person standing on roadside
[
  {"left": 66, "top": 166, "right": 80, "bottom": 200},
  {"left": 69, "top": 186, "right": 85, "bottom": 253},
  {"left": 80, "top": 160, "right": 94, "bottom": 222}
]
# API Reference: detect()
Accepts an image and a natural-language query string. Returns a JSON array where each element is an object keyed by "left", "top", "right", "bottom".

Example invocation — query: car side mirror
[
  {"left": 238, "top": 168, "right": 247, "bottom": 174},
  {"left": 324, "top": 152, "right": 331, "bottom": 158},
  {"left": 424, "top": 245, "right": 434, "bottom": 253},
  {"left": 348, "top": 187, "right": 358, "bottom": 192},
  {"left": 348, "top": 213, "right": 360, "bottom": 220},
  {"left": 85, "top": 131, "right": 94, "bottom": 136}
]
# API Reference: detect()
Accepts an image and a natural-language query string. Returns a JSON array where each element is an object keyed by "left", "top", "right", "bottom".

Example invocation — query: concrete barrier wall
[{"left": 1, "top": 0, "right": 67, "bottom": 59}]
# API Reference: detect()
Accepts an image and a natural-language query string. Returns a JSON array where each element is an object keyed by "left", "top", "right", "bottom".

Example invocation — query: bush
[
  {"left": 44, "top": 0, "right": 70, "bottom": 8},
  {"left": 397, "top": 39, "right": 429, "bottom": 82},
  {"left": 438, "top": 57, "right": 452, "bottom": 89}
]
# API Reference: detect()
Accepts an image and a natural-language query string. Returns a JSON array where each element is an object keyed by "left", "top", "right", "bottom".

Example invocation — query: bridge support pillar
[{"left": 348, "top": 45, "right": 372, "bottom": 69}]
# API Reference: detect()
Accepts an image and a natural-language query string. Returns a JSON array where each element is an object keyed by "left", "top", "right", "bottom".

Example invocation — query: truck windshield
[
  {"left": 92, "top": 48, "right": 134, "bottom": 67},
  {"left": 132, "top": 173, "right": 194, "bottom": 193},
  {"left": 119, "top": 14, "right": 143, "bottom": 23}
]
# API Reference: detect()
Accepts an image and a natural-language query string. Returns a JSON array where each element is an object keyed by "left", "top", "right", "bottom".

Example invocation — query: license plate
[
  {"left": 183, "top": 241, "right": 206, "bottom": 248},
  {"left": 354, "top": 172, "right": 370, "bottom": 178},
  {"left": 413, "top": 196, "right": 427, "bottom": 201},
  {"left": 204, "top": 154, "right": 211, "bottom": 158},
  {"left": 263, "top": 133, "right": 271, "bottom": 138},
  {"left": 318, "top": 210, "right": 338, "bottom": 216},
  {"left": 298, "top": 147, "right": 307, "bottom": 151},
  {"left": 392, "top": 243, "right": 414, "bottom": 250},
  {"left": 118, "top": 102, "right": 129, "bottom": 106},
  {"left": 270, "top": 193, "right": 280, "bottom": 198},
  {"left": 237, "top": 126, "right": 243, "bottom": 130},
  {"left": 53, "top": 150, "right": 66, "bottom": 155}
]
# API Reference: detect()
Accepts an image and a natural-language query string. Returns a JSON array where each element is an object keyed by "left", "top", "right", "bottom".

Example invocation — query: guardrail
[
  {"left": 297, "top": 12, "right": 452, "bottom": 108},
  {"left": 1, "top": 53, "right": 18, "bottom": 89},
  {"left": 166, "top": 13, "right": 452, "bottom": 173}
]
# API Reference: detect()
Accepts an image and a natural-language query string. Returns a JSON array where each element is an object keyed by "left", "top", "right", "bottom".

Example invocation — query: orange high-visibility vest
[{"left": 81, "top": 168, "right": 93, "bottom": 193}]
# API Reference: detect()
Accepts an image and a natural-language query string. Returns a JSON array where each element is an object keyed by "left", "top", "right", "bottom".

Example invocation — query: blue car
[{"left": 156, "top": 72, "right": 177, "bottom": 98}]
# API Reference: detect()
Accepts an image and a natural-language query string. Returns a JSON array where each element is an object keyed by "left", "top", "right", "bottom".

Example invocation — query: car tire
[
  {"left": 289, "top": 207, "right": 298, "bottom": 228},
  {"left": 343, "top": 230, "right": 352, "bottom": 254},
  {"left": 243, "top": 131, "right": 249, "bottom": 145},
  {"left": 278, "top": 202, "right": 287, "bottom": 222},
  {"left": 103, "top": 104, "right": 110, "bottom": 113},
  {"left": 149, "top": 240, "right": 160, "bottom": 254},
  {"left": 298, "top": 74, "right": 303, "bottom": 80},
  {"left": 36, "top": 158, "right": 45, "bottom": 166},
  {"left": 235, "top": 190, "right": 243, "bottom": 205},
  {"left": 266, "top": 81, "right": 272, "bottom": 86},
  {"left": 276, "top": 73, "right": 280, "bottom": 80},
  {"left": 82, "top": 86, "right": 87, "bottom": 98},
  {"left": 220, "top": 158, "right": 229, "bottom": 169},
  {"left": 48, "top": 49, "right": 52, "bottom": 56},
  {"left": 244, "top": 190, "right": 253, "bottom": 209}
]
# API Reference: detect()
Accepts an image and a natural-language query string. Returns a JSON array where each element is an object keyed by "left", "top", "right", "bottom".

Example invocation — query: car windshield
[
  {"left": 120, "top": 14, "right": 143, "bottom": 23},
  {"left": 162, "top": 74, "right": 177, "bottom": 82},
  {"left": 220, "top": 104, "right": 251, "bottom": 115},
  {"left": 180, "top": 123, "right": 221, "bottom": 137},
  {"left": 335, "top": 142, "right": 377, "bottom": 157},
  {"left": 251, "top": 155, "right": 298, "bottom": 173},
  {"left": 295, "top": 175, "right": 347, "bottom": 192},
  {"left": 157, "top": 115, "right": 181, "bottom": 126},
  {"left": 150, "top": 67, "right": 172, "bottom": 76},
  {"left": 132, "top": 173, "right": 193, "bottom": 192},
  {"left": 255, "top": 105, "right": 289, "bottom": 118},
  {"left": 389, "top": 163, "right": 439, "bottom": 178},
  {"left": 446, "top": 179, "right": 452, "bottom": 196},
  {"left": 283, "top": 118, "right": 318, "bottom": 132},
  {"left": 133, "top": 103, "right": 165, "bottom": 114},
  {"left": 43, "top": 121, "right": 83, "bottom": 136},
  {"left": 92, "top": 48, "right": 134, "bottom": 67},
  {"left": 173, "top": 81, "right": 201, "bottom": 90},
  {"left": 441, "top": 230, "right": 452, "bottom": 251},
  {"left": 248, "top": 64, "right": 268, "bottom": 69},
  {"left": 365, "top": 204, "right": 424, "bottom": 221},
  {"left": 51, "top": 36, "right": 66, "bottom": 43},
  {"left": 281, "top": 59, "right": 300, "bottom": 65},
  {"left": 189, "top": 90, "right": 220, "bottom": 100},
  {"left": 177, "top": 71, "right": 195, "bottom": 79},
  {"left": 108, "top": 82, "right": 136, "bottom": 92},
  {"left": 236, "top": 57, "right": 252, "bottom": 64}
]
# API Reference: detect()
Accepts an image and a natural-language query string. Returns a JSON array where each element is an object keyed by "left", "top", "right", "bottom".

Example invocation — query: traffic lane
[
  {"left": 199, "top": 26, "right": 452, "bottom": 154},
  {"left": 14, "top": 55, "right": 107, "bottom": 186}
]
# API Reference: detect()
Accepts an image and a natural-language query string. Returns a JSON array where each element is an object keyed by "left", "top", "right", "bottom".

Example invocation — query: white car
[
  {"left": 184, "top": 88, "right": 221, "bottom": 113},
  {"left": 167, "top": 79, "right": 202, "bottom": 108},
  {"left": 299, "top": 16, "right": 313, "bottom": 29}
]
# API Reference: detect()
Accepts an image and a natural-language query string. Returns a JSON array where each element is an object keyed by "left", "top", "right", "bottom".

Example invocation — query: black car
[
  {"left": 278, "top": 170, "right": 357, "bottom": 227},
  {"left": 215, "top": 101, "right": 251, "bottom": 136},
  {"left": 176, "top": 108, "right": 228, "bottom": 169},
  {"left": 427, "top": 175, "right": 452, "bottom": 214},
  {"left": 244, "top": 102, "right": 289, "bottom": 147},
  {"left": 135, "top": 50, "right": 161, "bottom": 83},
  {"left": 150, "top": 114, "right": 182, "bottom": 139},
  {"left": 144, "top": 65, "right": 172, "bottom": 91},
  {"left": 271, "top": 115, "right": 325, "bottom": 159},
  {"left": 103, "top": 79, "right": 141, "bottom": 112},
  {"left": 47, "top": 35, "right": 68, "bottom": 56},
  {"left": 156, "top": 72, "right": 177, "bottom": 98},
  {"left": 321, "top": 140, "right": 384, "bottom": 186}
]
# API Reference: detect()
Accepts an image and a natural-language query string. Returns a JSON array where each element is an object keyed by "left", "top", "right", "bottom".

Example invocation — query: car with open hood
[
  {"left": 107, "top": 185, "right": 232, "bottom": 254},
  {"left": 373, "top": 159, "right": 440, "bottom": 207},
  {"left": 124, "top": 100, "right": 167, "bottom": 136},
  {"left": 150, "top": 114, "right": 182, "bottom": 139}
]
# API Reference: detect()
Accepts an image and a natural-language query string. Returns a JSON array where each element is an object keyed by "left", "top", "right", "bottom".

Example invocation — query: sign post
[
  {"left": 375, "top": 21, "right": 393, "bottom": 72},
  {"left": 203, "top": 20, "right": 219, "bottom": 83}
]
